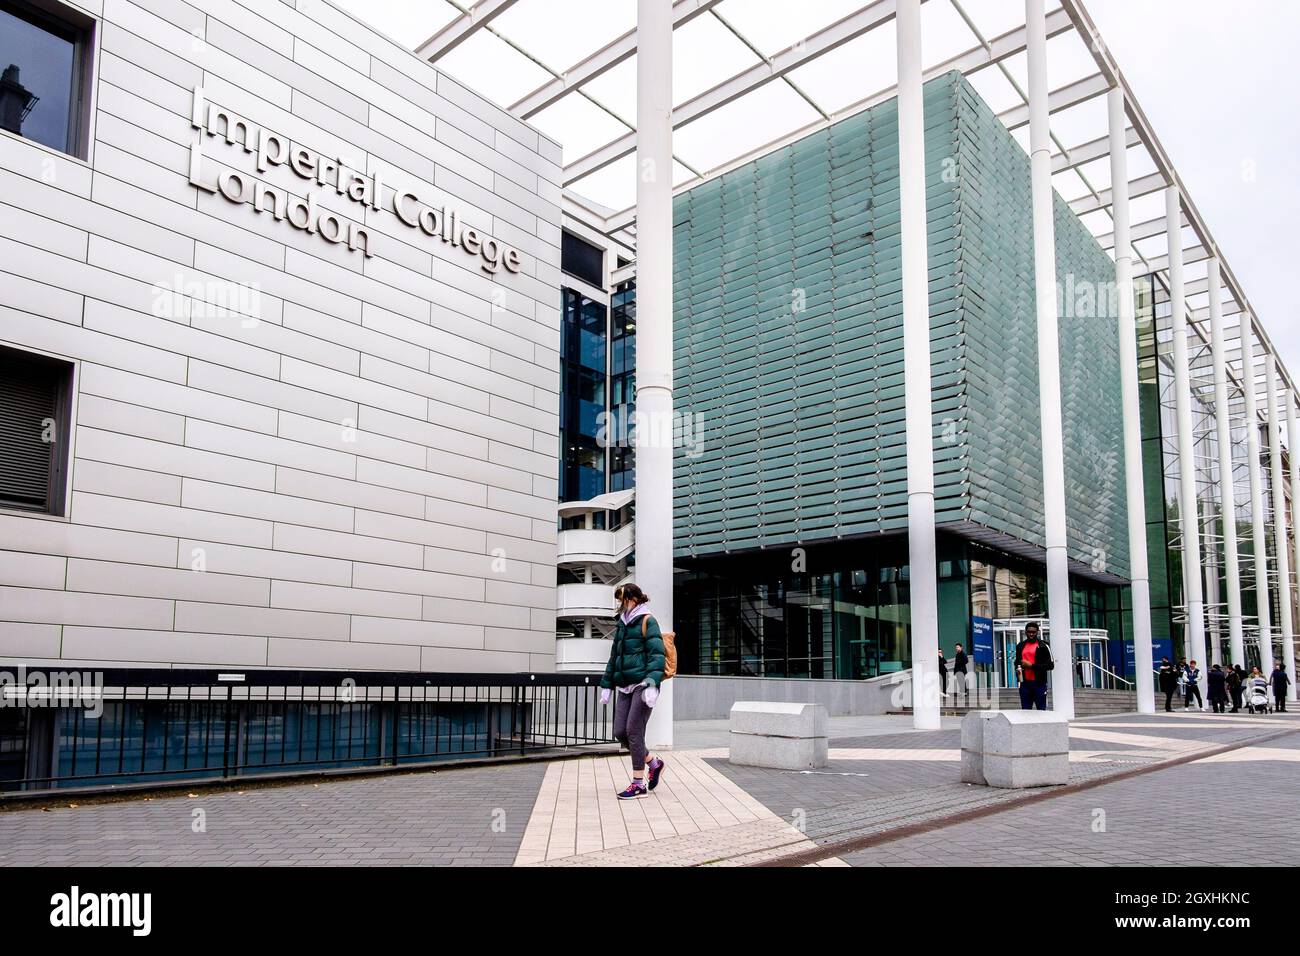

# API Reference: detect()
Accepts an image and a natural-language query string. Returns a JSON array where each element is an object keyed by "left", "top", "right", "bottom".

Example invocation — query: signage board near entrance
[
  {"left": 972, "top": 616, "right": 994, "bottom": 666},
  {"left": 1126, "top": 636, "right": 1173, "bottom": 673}
]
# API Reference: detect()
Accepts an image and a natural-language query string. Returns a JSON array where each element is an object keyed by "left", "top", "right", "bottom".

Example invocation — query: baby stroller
[{"left": 1244, "top": 678, "right": 1272, "bottom": 714}]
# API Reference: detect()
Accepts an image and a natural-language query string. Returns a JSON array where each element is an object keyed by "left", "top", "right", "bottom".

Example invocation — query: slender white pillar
[
  {"left": 1288, "top": 395, "right": 1300, "bottom": 699},
  {"left": 897, "top": 0, "right": 941, "bottom": 730},
  {"left": 1266, "top": 355, "right": 1296, "bottom": 696},
  {"left": 1241, "top": 314, "right": 1274, "bottom": 676},
  {"left": 1025, "top": 0, "right": 1074, "bottom": 718},
  {"left": 1209, "top": 258, "right": 1245, "bottom": 667},
  {"left": 1166, "top": 187, "right": 1207, "bottom": 690},
  {"left": 1204, "top": 524, "right": 1222, "bottom": 665},
  {"left": 636, "top": 0, "right": 674, "bottom": 748},
  {"left": 1108, "top": 88, "right": 1154, "bottom": 713}
]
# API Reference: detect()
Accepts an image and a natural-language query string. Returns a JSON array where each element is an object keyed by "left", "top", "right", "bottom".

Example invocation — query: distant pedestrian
[
  {"left": 938, "top": 647, "right": 949, "bottom": 697},
  {"left": 953, "top": 642, "right": 969, "bottom": 703},
  {"left": 1158, "top": 657, "right": 1179, "bottom": 712},
  {"left": 1227, "top": 664, "right": 1244, "bottom": 713},
  {"left": 1270, "top": 664, "right": 1290, "bottom": 713},
  {"left": 599, "top": 583, "right": 666, "bottom": 799},
  {"left": 1183, "top": 660, "right": 1203, "bottom": 711},
  {"left": 1014, "top": 622, "right": 1053, "bottom": 711},
  {"left": 1207, "top": 664, "right": 1228, "bottom": 713}
]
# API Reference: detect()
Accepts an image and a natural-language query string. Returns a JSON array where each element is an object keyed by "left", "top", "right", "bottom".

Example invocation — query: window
[
  {"left": 0, "top": 344, "right": 74, "bottom": 515},
  {"left": 0, "top": 0, "right": 94, "bottom": 157},
  {"left": 561, "top": 231, "right": 604, "bottom": 288}
]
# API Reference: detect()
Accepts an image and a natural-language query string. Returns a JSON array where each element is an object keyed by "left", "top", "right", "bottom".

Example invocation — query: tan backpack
[{"left": 642, "top": 615, "right": 677, "bottom": 680}]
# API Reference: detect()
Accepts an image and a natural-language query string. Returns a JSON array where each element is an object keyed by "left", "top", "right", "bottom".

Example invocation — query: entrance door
[{"left": 1071, "top": 635, "right": 1107, "bottom": 688}]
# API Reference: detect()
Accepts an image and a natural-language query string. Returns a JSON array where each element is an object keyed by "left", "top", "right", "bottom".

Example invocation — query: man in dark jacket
[
  {"left": 1014, "top": 622, "right": 1053, "bottom": 711},
  {"left": 1207, "top": 664, "right": 1228, "bottom": 713},
  {"left": 1271, "top": 664, "right": 1291, "bottom": 713},
  {"left": 1226, "top": 664, "right": 1244, "bottom": 712},
  {"left": 1158, "top": 657, "right": 1179, "bottom": 712},
  {"left": 953, "top": 643, "right": 969, "bottom": 703}
]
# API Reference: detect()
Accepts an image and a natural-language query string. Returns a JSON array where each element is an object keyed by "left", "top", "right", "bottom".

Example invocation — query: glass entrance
[
  {"left": 1071, "top": 632, "right": 1109, "bottom": 689},
  {"left": 991, "top": 620, "right": 1113, "bottom": 689}
]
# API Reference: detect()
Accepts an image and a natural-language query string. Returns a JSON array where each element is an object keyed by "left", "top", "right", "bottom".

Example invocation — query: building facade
[
  {"left": 669, "top": 72, "right": 1130, "bottom": 680},
  {"left": 0, "top": 0, "right": 563, "bottom": 674}
]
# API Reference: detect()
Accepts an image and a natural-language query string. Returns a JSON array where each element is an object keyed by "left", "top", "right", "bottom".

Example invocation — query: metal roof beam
[
  {"left": 598, "top": 4, "right": 1072, "bottom": 226},
  {"left": 564, "top": 0, "right": 904, "bottom": 186},
  {"left": 1095, "top": 211, "right": 1186, "bottom": 250},
  {"left": 1051, "top": 125, "right": 1138, "bottom": 174},
  {"left": 509, "top": 0, "right": 725, "bottom": 118},
  {"left": 1061, "top": 0, "right": 1295, "bottom": 395},
  {"left": 997, "top": 71, "right": 1111, "bottom": 129},
  {"left": 1070, "top": 170, "right": 1167, "bottom": 215},
  {"left": 416, "top": 0, "right": 519, "bottom": 62}
]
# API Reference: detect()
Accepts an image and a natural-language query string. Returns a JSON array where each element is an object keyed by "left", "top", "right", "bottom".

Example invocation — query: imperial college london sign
[{"left": 187, "top": 87, "right": 524, "bottom": 275}]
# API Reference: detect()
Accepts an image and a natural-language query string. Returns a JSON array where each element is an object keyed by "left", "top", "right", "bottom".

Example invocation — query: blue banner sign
[{"left": 972, "top": 616, "right": 994, "bottom": 666}]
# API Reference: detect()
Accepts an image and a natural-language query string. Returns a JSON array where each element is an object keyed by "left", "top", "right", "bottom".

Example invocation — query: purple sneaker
[
  {"left": 646, "top": 757, "right": 666, "bottom": 791},
  {"left": 616, "top": 780, "right": 647, "bottom": 800}
]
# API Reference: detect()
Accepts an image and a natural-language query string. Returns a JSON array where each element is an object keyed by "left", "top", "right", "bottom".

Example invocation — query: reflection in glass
[{"left": 0, "top": 4, "right": 78, "bottom": 154}]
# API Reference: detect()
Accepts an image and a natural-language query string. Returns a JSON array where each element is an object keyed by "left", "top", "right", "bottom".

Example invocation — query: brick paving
[
  {"left": 838, "top": 728, "right": 1300, "bottom": 867},
  {"left": 0, "top": 762, "right": 546, "bottom": 867}
]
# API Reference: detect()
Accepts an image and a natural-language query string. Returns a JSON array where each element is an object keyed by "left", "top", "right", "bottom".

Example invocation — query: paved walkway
[
  {"left": 0, "top": 762, "right": 545, "bottom": 866},
  {"left": 1, "top": 711, "right": 1295, "bottom": 867},
  {"left": 840, "top": 727, "right": 1300, "bottom": 867}
]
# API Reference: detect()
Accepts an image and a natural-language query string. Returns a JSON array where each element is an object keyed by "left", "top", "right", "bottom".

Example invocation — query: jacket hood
[{"left": 620, "top": 603, "right": 652, "bottom": 626}]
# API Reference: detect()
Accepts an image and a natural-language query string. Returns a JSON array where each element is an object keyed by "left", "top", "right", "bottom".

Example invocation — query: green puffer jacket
[{"left": 599, "top": 612, "right": 666, "bottom": 690}]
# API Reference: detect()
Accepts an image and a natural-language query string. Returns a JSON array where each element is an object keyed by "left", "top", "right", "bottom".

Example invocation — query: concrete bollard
[
  {"left": 959, "top": 710, "right": 1000, "bottom": 785},
  {"left": 728, "top": 701, "right": 828, "bottom": 770},
  {"left": 980, "top": 711, "right": 1070, "bottom": 788}
]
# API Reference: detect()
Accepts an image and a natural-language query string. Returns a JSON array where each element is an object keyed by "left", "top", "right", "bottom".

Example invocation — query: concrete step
[{"left": 896, "top": 687, "right": 1137, "bottom": 717}]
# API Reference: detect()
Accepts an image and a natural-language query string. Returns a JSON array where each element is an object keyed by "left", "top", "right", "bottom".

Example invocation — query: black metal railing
[{"left": 0, "top": 669, "right": 613, "bottom": 796}]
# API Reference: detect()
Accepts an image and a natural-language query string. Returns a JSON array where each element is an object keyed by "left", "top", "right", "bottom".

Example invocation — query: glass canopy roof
[{"left": 328, "top": 0, "right": 1293, "bottom": 402}]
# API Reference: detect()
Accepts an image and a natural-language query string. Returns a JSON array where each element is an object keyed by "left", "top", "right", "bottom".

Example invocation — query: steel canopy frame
[{"left": 437, "top": 0, "right": 1290, "bottom": 399}]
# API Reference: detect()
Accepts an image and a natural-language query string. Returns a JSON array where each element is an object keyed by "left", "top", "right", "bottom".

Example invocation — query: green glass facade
[{"left": 670, "top": 71, "right": 1131, "bottom": 677}]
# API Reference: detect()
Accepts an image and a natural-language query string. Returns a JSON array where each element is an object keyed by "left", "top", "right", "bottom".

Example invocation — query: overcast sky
[{"left": 1086, "top": 0, "right": 1300, "bottom": 381}]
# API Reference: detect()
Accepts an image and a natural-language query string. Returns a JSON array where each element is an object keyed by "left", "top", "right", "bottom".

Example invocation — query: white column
[
  {"left": 1166, "top": 187, "right": 1207, "bottom": 688},
  {"left": 897, "top": 0, "right": 941, "bottom": 731},
  {"left": 1026, "top": 0, "right": 1074, "bottom": 718},
  {"left": 1204, "top": 526, "right": 1222, "bottom": 666},
  {"left": 1109, "top": 88, "right": 1154, "bottom": 713},
  {"left": 1241, "top": 314, "right": 1274, "bottom": 676},
  {"left": 1288, "top": 394, "right": 1300, "bottom": 699},
  {"left": 636, "top": 0, "right": 674, "bottom": 748},
  {"left": 1266, "top": 355, "right": 1296, "bottom": 696},
  {"left": 1209, "top": 258, "right": 1245, "bottom": 667}
]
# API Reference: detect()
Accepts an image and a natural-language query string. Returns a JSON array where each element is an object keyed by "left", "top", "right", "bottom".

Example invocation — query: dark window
[
  {"left": 0, "top": 344, "right": 73, "bottom": 514},
  {"left": 0, "top": 0, "right": 93, "bottom": 157},
  {"left": 561, "top": 231, "right": 604, "bottom": 287}
]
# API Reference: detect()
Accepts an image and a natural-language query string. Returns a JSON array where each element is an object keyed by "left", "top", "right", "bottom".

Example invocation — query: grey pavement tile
[{"left": 0, "top": 761, "right": 547, "bottom": 867}]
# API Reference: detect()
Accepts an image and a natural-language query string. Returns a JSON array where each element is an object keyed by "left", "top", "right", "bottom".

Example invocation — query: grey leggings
[{"left": 613, "top": 686, "right": 652, "bottom": 771}]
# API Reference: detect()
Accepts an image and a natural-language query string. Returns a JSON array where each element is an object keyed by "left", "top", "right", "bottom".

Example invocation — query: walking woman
[{"left": 599, "top": 584, "right": 667, "bottom": 799}]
